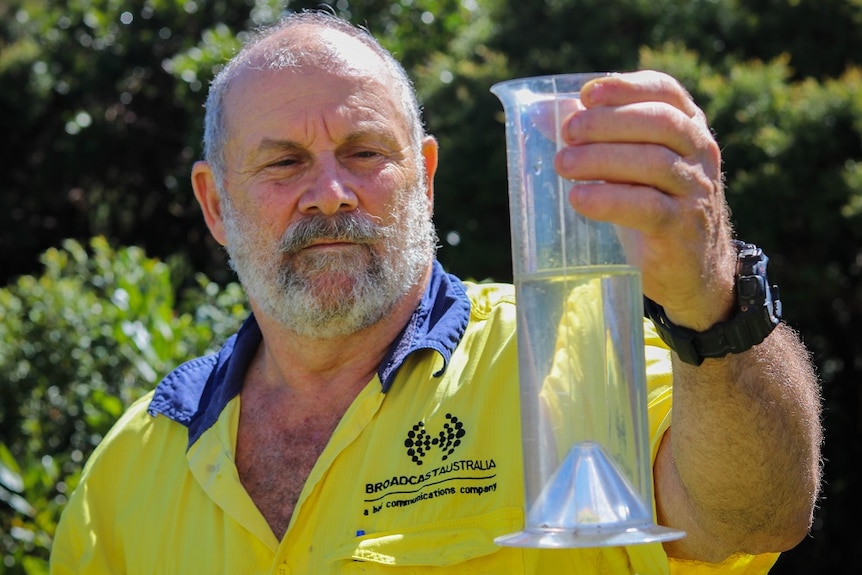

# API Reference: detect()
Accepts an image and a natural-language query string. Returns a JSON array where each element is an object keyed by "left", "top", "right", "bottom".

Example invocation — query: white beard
[{"left": 221, "top": 179, "right": 436, "bottom": 339}]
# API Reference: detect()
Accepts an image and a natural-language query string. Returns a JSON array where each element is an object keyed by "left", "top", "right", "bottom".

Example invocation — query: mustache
[{"left": 278, "top": 212, "right": 387, "bottom": 254}]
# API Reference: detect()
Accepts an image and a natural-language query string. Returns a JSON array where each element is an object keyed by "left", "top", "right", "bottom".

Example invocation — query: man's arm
[
  {"left": 553, "top": 70, "right": 823, "bottom": 562},
  {"left": 654, "top": 323, "right": 822, "bottom": 561}
]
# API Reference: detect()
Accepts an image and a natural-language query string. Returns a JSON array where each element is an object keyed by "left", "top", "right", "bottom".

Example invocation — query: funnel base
[{"left": 494, "top": 523, "right": 685, "bottom": 549}]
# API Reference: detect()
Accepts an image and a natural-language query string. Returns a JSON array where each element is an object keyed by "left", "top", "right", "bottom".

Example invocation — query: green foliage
[
  {"left": 421, "top": 0, "right": 862, "bottom": 283},
  {"left": 0, "top": 0, "right": 273, "bottom": 286},
  {"left": 284, "top": 0, "right": 476, "bottom": 72},
  {"left": 0, "top": 0, "right": 478, "bottom": 288},
  {"left": 0, "top": 238, "right": 248, "bottom": 573}
]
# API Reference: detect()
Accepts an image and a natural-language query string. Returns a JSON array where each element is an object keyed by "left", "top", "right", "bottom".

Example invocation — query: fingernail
[
  {"left": 563, "top": 114, "right": 581, "bottom": 142},
  {"left": 558, "top": 147, "right": 576, "bottom": 170},
  {"left": 582, "top": 81, "right": 603, "bottom": 106}
]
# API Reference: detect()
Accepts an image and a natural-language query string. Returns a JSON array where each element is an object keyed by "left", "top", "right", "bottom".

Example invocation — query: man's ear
[
  {"left": 421, "top": 136, "right": 439, "bottom": 217},
  {"left": 191, "top": 161, "right": 227, "bottom": 246}
]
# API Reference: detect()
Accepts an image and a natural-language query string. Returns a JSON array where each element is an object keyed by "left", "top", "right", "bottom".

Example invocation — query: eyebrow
[
  {"left": 255, "top": 137, "right": 305, "bottom": 154},
  {"left": 253, "top": 129, "right": 406, "bottom": 158}
]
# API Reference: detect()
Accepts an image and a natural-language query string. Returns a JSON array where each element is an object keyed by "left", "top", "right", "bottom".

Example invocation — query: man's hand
[
  {"left": 556, "top": 72, "right": 822, "bottom": 565},
  {"left": 554, "top": 70, "right": 735, "bottom": 331}
]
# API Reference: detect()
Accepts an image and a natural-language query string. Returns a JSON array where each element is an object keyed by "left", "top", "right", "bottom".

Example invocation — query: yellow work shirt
[{"left": 50, "top": 261, "right": 778, "bottom": 574}]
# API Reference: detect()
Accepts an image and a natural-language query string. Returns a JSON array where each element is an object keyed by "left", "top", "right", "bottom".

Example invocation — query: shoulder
[
  {"left": 78, "top": 391, "right": 187, "bottom": 483},
  {"left": 51, "top": 390, "right": 202, "bottom": 573},
  {"left": 57, "top": 390, "right": 193, "bottom": 535},
  {"left": 454, "top": 281, "right": 519, "bottom": 363},
  {"left": 462, "top": 281, "right": 516, "bottom": 320}
]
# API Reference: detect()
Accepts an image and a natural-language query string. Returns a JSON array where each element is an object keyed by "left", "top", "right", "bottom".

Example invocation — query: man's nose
[{"left": 297, "top": 155, "right": 359, "bottom": 215}]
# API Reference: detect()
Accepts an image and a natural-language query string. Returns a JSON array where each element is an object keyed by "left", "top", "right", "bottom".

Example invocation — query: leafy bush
[{"left": 0, "top": 237, "right": 247, "bottom": 573}]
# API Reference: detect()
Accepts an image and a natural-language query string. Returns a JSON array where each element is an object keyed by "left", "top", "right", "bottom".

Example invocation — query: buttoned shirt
[{"left": 50, "top": 261, "right": 778, "bottom": 574}]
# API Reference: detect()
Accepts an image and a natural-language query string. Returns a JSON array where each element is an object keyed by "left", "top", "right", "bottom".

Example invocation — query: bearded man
[{"left": 50, "top": 10, "right": 822, "bottom": 575}]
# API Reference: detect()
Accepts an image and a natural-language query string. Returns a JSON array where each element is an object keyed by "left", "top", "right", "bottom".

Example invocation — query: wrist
[{"left": 644, "top": 241, "right": 782, "bottom": 366}]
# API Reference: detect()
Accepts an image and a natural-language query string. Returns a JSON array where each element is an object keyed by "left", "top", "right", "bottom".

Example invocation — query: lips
[
  {"left": 280, "top": 213, "right": 382, "bottom": 255},
  {"left": 298, "top": 238, "right": 365, "bottom": 253},
  {"left": 308, "top": 238, "right": 356, "bottom": 247}
]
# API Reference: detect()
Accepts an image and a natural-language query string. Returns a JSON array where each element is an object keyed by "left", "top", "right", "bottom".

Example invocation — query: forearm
[{"left": 656, "top": 323, "right": 823, "bottom": 562}]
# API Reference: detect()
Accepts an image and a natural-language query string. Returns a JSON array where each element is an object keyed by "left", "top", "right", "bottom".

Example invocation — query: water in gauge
[{"left": 513, "top": 264, "right": 651, "bottom": 524}]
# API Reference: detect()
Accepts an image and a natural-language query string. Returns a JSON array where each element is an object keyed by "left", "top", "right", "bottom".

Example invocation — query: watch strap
[{"left": 644, "top": 241, "right": 782, "bottom": 366}]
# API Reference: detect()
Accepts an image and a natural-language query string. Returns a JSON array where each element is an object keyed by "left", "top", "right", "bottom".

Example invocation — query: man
[{"left": 50, "top": 11, "right": 822, "bottom": 574}]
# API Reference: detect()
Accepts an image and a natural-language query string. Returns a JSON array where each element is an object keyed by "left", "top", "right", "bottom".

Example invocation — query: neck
[{"left": 245, "top": 266, "right": 430, "bottom": 397}]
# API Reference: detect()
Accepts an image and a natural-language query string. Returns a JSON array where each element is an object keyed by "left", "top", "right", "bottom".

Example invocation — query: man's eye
[
  {"left": 269, "top": 158, "right": 299, "bottom": 167},
  {"left": 353, "top": 150, "right": 380, "bottom": 159}
]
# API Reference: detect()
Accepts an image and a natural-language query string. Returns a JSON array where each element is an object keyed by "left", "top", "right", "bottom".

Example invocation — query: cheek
[
  {"left": 364, "top": 166, "right": 421, "bottom": 213},
  {"left": 236, "top": 185, "right": 299, "bottom": 232},
  {"left": 223, "top": 208, "right": 285, "bottom": 257}
]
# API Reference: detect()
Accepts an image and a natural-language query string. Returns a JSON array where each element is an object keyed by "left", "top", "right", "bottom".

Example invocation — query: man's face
[{"left": 216, "top": 56, "right": 435, "bottom": 338}]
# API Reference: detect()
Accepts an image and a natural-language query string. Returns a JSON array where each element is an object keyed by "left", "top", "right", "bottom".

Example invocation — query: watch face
[{"left": 737, "top": 275, "right": 765, "bottom": 311}]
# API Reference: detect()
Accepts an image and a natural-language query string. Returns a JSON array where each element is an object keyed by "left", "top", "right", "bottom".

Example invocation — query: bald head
[{"left": 202, "top": 12, "right": 426, "bottom": 193}]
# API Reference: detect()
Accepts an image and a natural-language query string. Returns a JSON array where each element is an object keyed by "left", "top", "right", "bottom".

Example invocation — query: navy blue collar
[{"left": 147, "top": 260, "right": 471, "bottom": 447}]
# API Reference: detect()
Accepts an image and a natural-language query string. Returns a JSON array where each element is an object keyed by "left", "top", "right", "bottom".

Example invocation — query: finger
[
  {"left": 568, "top": 178, "right": 735, "bottom": 319},
  {"left": 562, "top": 101, "right": 716, "bottom": 162},
  {"left": 555, "top": 142, "right": 717, "bottom": 199},
  {"left": 566, "top": 181, "right": 676, "bottom": 237},
  {"left": 581, "top": 71, "right": 705, "bottom": 124}
]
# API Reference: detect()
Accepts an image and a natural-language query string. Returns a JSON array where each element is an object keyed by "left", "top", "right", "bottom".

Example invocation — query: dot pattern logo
[{"left": 404, "top": 413, "right": 466, "bottom": 466}]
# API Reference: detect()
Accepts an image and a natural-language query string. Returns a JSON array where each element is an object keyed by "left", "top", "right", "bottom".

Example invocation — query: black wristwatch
[{"left": 643, "top": 240, "right": 782, "bottom": 366}]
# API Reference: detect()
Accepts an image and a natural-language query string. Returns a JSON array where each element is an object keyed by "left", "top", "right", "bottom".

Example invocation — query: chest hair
[{"left": 235, "top": 387, "right": 353, "bottom": 539}]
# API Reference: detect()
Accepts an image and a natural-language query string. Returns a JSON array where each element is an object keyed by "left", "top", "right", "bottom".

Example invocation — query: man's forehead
[{"left": 251, "top": 24, "right": 388, "bottom": 76}]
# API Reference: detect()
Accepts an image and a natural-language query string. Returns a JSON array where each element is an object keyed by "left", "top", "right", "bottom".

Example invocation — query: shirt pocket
[{"left": 337, "top": 507, "right": 525, "bottom": 574}]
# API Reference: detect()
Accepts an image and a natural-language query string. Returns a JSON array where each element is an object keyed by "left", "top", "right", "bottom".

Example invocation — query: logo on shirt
[
  {"left": 404, "top": 413, "right": 466, "bottom": 466},
  {"left": 361, "top": 413, "right": 498, "bottom": 518}
]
